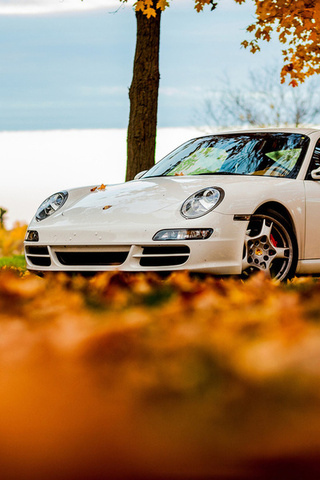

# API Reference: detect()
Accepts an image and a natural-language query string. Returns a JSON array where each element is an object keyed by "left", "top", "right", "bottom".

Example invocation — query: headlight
[
  {"left": 35, "top": 191, "right": 68, "bottom": 221},
  {"left": 153, "top": 228, "right": 213, "bottom": 241},
  {"left": 181, "top": 187, "right": 224, "bottom": 219}
]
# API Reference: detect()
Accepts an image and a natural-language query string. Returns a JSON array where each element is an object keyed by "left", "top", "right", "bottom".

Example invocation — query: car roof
[{"left": 197, "top": 127, "right": 320, "bottom": 137}]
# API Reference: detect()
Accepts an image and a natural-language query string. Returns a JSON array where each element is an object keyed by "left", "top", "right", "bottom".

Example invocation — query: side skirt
[{"left": 296, "top": 259, "right": 320, "bottom": 275}]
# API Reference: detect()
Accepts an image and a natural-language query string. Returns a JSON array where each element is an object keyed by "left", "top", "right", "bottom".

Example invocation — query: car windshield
[{"left": 144, "top": 133, "right": 310, "bottom": 179}]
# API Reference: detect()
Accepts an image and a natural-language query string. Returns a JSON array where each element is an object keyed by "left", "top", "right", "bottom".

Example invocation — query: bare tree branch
[{"left": 195, "top": 65, "right": 320, "bottom": 131}]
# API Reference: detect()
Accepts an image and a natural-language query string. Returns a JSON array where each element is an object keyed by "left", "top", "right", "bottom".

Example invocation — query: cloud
[{"left": 0, "top": 0, "right": 134, "bottom": 15}]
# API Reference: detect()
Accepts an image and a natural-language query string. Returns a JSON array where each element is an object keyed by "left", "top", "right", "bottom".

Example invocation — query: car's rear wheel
[{"left": 242, "top": 209, "right": 297, "bottom": 281}]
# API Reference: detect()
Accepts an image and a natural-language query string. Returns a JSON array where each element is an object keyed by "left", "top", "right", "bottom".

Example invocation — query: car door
[{"left": 304, "top": 138, "right": 320, "bottom": 259}]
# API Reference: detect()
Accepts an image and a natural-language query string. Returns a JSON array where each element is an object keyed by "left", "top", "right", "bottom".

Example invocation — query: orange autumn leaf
[
  {"left": 90, "top": 184, "right": 107, "bottom": 192},
  {"left": 156, "top": 0, "right": 169, "bottom": 10},
  {"left": 145, "top": 6, "right": 157, "bottom": 18}
]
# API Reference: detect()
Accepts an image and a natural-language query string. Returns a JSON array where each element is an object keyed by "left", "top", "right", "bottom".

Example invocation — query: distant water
[{"left": 1, "top": 127, "right": 201, "bottom": 228}]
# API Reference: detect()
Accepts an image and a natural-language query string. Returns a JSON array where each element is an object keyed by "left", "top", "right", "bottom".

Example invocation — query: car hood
[
  {"left": 33, "top": 175, "right": 297, "bottom": 228},
  {"left": 44, "top": 177, "right": 205, "bottom": 227}
]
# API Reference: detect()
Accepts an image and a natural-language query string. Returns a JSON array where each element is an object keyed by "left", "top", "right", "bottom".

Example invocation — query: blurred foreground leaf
[{"left": 1, "top": 270, "right": 320, "bottom": 479}]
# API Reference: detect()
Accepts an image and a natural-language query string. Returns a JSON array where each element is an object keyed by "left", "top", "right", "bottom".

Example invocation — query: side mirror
[
  {"left": 311, "top": 167, "right": 320, "bottom": 180},
  {"left": 134, "top": 170, "right": 147, "bottom": 180}
]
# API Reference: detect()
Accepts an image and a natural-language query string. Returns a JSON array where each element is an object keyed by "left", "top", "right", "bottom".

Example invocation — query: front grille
[
  {"left": 56, "top": 251, "right": 128, "bottom": 266},
  {"left": 139, "top": 245, "right": 190, "bottom": 267}
]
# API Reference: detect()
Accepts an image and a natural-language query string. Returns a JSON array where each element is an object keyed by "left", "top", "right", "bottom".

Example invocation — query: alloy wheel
[{"left": 242, "top": 214, "right": 294, "bottom": 281}]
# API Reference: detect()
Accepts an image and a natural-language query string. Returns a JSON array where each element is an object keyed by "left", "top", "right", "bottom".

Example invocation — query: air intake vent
[
  {"left": 25, "top": 245, "right": 51, "bottom": 267},
  {"left": 142, "top": 246, "right": 190, "bottom": 255},
  {"left": 25, "top": 246, "right": 49, "bottom": 255},
  {"left": 139, "top": 245, "right": 190, "bottom": 267}
]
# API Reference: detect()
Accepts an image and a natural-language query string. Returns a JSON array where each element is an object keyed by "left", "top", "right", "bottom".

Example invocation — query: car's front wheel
[{"left": 242, "top": 209, "right": 297, "bottom": 281}]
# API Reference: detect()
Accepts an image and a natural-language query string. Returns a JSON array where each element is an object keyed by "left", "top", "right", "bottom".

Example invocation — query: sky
[
  {"left": 1, "top": 127, "right": 204, "bottom": 226},
  {"left": 0, "top": 0, "right": 286, "bottom": 131}
]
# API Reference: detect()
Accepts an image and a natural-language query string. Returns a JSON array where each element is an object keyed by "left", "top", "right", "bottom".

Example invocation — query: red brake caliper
[{"left": 270, "top": 233, "right": 277, "bottom": 247}]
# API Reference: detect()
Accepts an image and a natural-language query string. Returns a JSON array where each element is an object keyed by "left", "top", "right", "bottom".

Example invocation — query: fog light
[
  {"left": 25, "top": 230, "right": 39, "bottom": 242},
  {"left": 153, "top": 228, "right": 213, "bottom": 241}
]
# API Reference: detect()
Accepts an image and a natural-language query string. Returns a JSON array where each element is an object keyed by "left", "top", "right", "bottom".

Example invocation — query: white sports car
[{"left": 24, "top": 128, "right": 320, "bottom": 281}]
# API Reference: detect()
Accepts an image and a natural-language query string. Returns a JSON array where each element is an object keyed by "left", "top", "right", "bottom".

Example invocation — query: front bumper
[{"left": 24, "top": 212, "right": 248, "bottom": 275}]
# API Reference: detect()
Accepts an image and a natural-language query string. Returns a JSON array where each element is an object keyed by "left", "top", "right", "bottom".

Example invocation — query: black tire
[{"left": 242, "top": 208, "right": 298, "bottom": 281}]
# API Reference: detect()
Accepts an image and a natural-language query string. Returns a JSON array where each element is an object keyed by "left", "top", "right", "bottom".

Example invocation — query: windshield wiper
[{"left": 144, "top": 172, "right": 246, "bottom": 178}]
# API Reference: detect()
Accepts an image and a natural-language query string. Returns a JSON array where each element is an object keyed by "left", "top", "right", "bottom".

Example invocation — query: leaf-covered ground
[
  {"left": 1, "top": 269, "right": 320, "bottom": 479},
  {"left": 2, "top": 223, "right": 320, "bottom": 479}
]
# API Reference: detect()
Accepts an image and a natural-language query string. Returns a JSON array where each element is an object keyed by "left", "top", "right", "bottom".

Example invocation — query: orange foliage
[
  {"left": 1, "top": 269, "right": 320, "bottom": 478},
  {"left": 235, "top": 0, "right": 320, "bottom": 86},
  {"left": 0, "top": 222, "right": 27, "bottom": 257}
]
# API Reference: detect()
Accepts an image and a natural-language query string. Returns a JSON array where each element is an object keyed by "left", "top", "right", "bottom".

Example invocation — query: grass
[{"left": 0, "top": 254, "right": 26, "bottom": 270}]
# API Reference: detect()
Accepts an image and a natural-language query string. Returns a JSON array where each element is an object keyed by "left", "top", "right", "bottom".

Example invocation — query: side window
[{"left": 306, "top": 139, "right": 320, "bottom": 179}]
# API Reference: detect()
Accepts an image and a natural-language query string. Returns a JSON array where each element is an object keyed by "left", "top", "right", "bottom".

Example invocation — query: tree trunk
[{"left": 126, "top": 3, "right": 161, "bottom": 181}]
